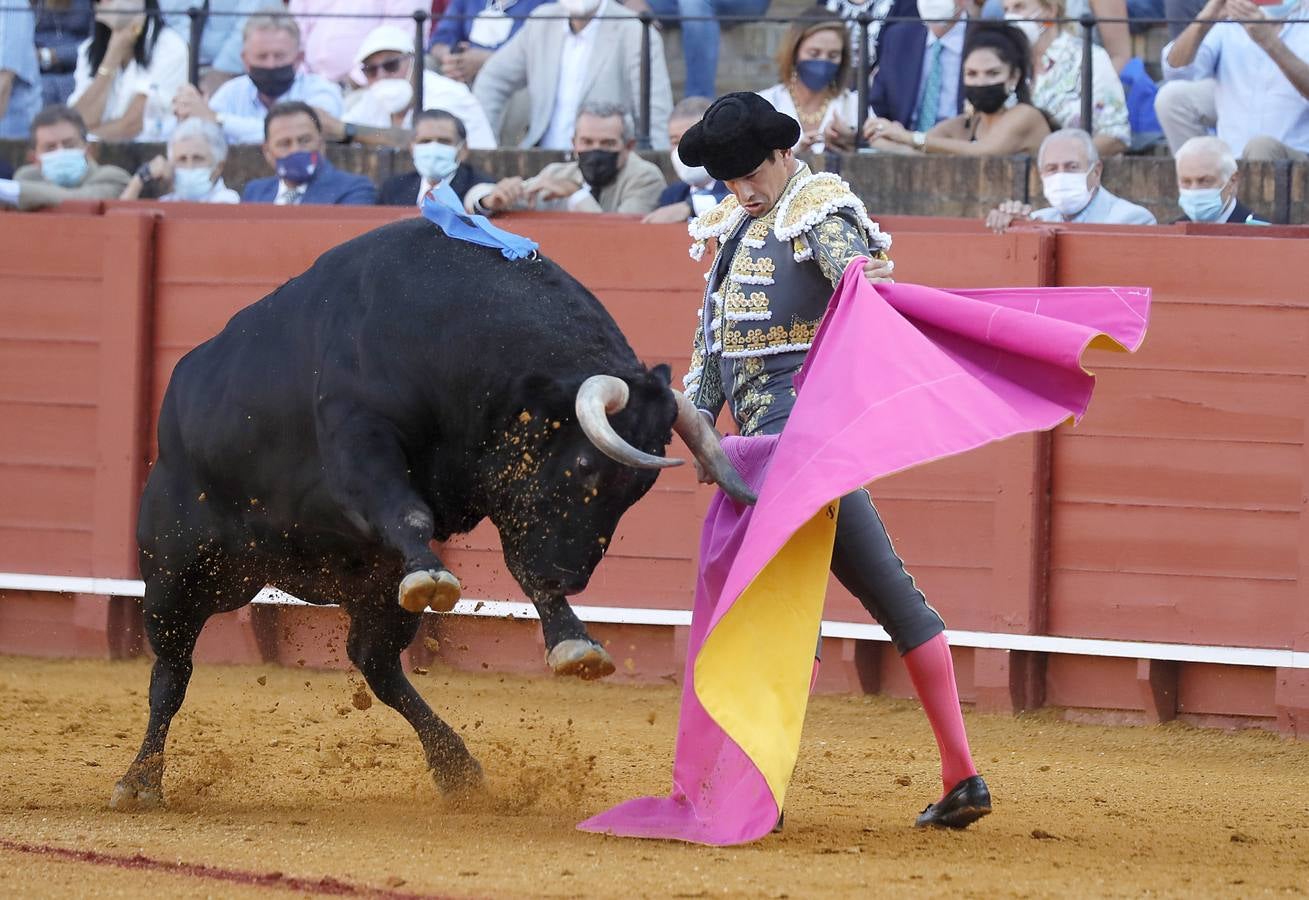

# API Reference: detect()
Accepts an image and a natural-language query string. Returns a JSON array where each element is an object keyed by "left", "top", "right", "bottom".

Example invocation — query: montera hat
[{"left": 676, "top": 92, "right": 801, "bottom": 182}]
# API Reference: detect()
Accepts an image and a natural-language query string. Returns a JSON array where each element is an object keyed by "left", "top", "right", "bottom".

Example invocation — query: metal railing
[{"left": 7, "top": 4, "right": 1307, "bottom": 154}]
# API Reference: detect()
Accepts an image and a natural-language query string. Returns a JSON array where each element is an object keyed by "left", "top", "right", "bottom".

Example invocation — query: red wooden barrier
[{"left": 1, "top": 203, "right": 1305, "bottom": 735}]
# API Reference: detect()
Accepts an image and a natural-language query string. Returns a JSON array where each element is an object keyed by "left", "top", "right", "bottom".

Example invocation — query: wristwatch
[
  {"left": 912, "top": 131, "right": 927, "bottom": 150},
  {"left": 38, "top": 47, "right": 54, "bottom": 72},
  {"left": 134, "top": 163, "right": 155, "bottom": 185},
  {"left": 341, "top": 123, "right": 358, "bottom": 145}
]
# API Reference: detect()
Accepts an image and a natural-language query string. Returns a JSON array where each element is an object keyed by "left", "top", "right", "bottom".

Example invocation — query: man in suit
[
  {"left": 472, "top": 0, "right": 673, "bottom": 150},
  {"left": 0, "top": 104, "right": 130, "bottom": 211},
  {"left": 242, "top": 101, "right": 377, "bottom": 205},
  {"left": 478, "top": 101, "right": 665, "bottom": 213},
  {"left": 379, "top": 109, "right": 495, "bottom": 209},
  {"left": 1173, "top": 135, "right": 1270, "bottom": 225},
  {"left": 643, "top": 95, "right": 729, "bottom": 224},
  {"left": 869, "top": 0, "right": 971, "bottom": 130}
]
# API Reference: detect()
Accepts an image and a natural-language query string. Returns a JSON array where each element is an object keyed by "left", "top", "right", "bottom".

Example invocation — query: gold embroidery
[
  {"left": 722, "top": 281, "right": 770, "bottom": 317},
  {"left": 733, "top": 254, "right": 776, "bottom": 281},
  {"left": 735, "top": 355, "right": 776, "bottom": 436},
  {"left": 721, "top": 318, "right": 819, "bottom": 355}
]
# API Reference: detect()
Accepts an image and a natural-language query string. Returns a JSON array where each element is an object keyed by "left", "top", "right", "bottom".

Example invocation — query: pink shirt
[{"left": 289, "top": 0, "right": 429, "bottom": 84}]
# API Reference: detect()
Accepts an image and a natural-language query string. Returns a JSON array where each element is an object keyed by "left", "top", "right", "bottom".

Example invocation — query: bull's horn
[
  {"left": 671, "top": 391, "right": 758, "bottom": 506},
  {"left": 575, "top": 375, "right": 683, "bottom": 470}
]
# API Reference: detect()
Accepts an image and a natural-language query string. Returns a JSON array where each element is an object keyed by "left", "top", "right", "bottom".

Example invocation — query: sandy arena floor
[{"left": 0, "top": 655, "right": 1306, "bottom": 899}]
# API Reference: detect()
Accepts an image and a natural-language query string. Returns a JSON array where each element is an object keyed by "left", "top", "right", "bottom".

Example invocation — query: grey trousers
[{"left": 830, "top": 489, "right": 946, "bottom": 655}]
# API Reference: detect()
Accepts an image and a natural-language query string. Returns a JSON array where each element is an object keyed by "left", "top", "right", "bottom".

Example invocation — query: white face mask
[
  {"left": 1042, "top": 170, "right": 1094, "bottom": 217},
  {"left": 369, "top": 77, "right": 414, "bottom": 114},
  {"left": 1004, "top": 15, "right": 1045, "bottom": 46},
  {"left": 917, "top": 0, "right": 959, "bottom": 23},
  {"left": 559, "top": 0, "right": 603, "bottom": 16},
  {"left": 671, "top": 148, "right": 713, "bottom": 189}
]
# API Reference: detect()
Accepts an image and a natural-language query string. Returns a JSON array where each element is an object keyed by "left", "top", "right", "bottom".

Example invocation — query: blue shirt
[
  {"left": 209, "top": 72, "right": 344, "bottom": 144},
  {"left": 166, "top": 0, "right": 266, "bottom": 74},
  {"left": 0, "top": 5, "right": 42, "bottom": 140},
  {"left": 1031, "top": 186, "right": 1158, "bottom": 225},
  {"left": 1162, "top": 6, "right": 1309, "bottom": 155},
  {"left": 431, "top": 0, "right": 553, "bottom": 51}
]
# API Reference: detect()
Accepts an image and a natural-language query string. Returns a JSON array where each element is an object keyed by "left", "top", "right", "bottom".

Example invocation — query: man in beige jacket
[
  {"left": 473, "top": 102, "right": 665, "bottom": 214},
  {"left": 472, "top": 0, "right": 672, "bottom": 150},
  {"left": 0, "top": 105, "right": 131, "bottom": 211}
]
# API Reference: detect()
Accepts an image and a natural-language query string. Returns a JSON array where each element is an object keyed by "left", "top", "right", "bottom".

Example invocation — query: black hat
[{"left": 677, "top": 92, "right": 801, "bottom": 182}]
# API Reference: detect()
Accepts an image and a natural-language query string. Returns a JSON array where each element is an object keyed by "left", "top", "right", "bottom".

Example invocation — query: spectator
[
  {"left": 869, "top": 0, "right": 972, "bottom": 132},
  {"left": 1173, "top": 134, "right": 1269, "bottom": 223},
  {"left": 175, "top": 10, "right": 344, "bottom": 146},
  {"left": 68, "top": 0, "right": 188, "bottom": 142},
  {"left": 641, "top": 0, "right": 773, "bottom": 100},
  {"left": 1165, "top": 0, "right": 1207, "bottom": 39},
  {"left": 1157, "top": 0, "right": 1309, "bottom": 160},
  {"left": 864, "top": 23, "right": 1050, "bottom": 155},
  {"left": 757, "top": 8, "right": 861, "bottom": 155},
  {"left": 379, "top": 108, "right": 494, "bottom": 208},
  {"left": 165, "top": 0, "right": 265, "bottom": 95},
  {"left": 478, "top": 101, "right": 664, "bottom": 213},
  {"left": 473, "top": 0, "right": 674, "bottom": 150},
  {"left": 429, "top": 0, "right": 552, "bottom": 84},
  {"left": 984, "top": 127, "right": 1155, "bottom": 231},
  {"left": 1, "top": 3, "right": 42, "bottom": 139},
  {"left": 241, "top": 101, "right": 378, "bottom": 204},
  {"left": 288, "top": 0, "right": 429, "bottom": 85},
  {"left": 342, "top": 24, "right": 496, "bottom": 148},
  {"left": 643, "top": 95, "right": 729, "bottom": 223},
  {"left": 119, "top": 117, "right": 241, "bottom": 204},
  {"left": 820, "top": 0, "right": 900, "bottom": 68},
  {"left": 34, "top": 0, "right": 94, "bottom": 106},
  {"left": 0, "top": 104, "right": 130, "bottom": 211},
  {"left": 1004, "top": 0, "right": 1130, "bottom": 155}
]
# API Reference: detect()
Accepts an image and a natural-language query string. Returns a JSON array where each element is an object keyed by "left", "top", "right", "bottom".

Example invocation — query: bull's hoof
[
  {"left": 398, "top": 569, "right": 461, "bottom": 614},
  {"left": 109, "top": 760, "right": 164, "bottom": 810},
  {"left": 433, "top": 756, "right": 486, "bottom": 801},
  {"left": 547, "top": 639, "right": 616, "bottom": 680}
]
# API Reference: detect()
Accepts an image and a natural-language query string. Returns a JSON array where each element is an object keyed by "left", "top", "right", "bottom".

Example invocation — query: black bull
[{"left": 111, "top": 217, "right": 754, "bottom": 808}]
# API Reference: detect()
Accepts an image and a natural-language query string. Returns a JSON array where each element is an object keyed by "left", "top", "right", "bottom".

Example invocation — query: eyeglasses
[{"left": 361, "top": 54, "right": 410, "bottom": 79}]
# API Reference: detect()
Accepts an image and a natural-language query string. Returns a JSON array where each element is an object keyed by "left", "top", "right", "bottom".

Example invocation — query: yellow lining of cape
[{"left": 692, "top": 503, "right": 839, "bottom": 808}]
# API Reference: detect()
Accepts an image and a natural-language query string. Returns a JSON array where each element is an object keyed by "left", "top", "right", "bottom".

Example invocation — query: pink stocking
[{"left": 902, "top": 633, "right": 977, "bottom": 798}]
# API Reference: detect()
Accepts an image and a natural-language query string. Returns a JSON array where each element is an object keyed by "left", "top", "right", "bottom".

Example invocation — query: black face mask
[
  {"left": 965, "top": 82, "right": 1012, "bottom": 115},
  {"left": 577, "top": 149, "right": 621, "bottom": 190},
  {"left": 249, "top": 64, "right": 296, "bottom": 99}
]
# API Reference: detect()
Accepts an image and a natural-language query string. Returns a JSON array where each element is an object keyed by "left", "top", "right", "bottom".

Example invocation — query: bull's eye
[{"left": 574, "top": 454, "right": 596, "bottom": 476}]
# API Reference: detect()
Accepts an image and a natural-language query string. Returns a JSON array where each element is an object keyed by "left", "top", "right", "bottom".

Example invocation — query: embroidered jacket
[{"left": 683, "top": 164, "right": 891, "bottom": 436}]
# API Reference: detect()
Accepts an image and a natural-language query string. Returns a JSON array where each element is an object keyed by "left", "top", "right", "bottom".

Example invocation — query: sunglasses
[{"left": 361, "top": 55, "right": 410, "bottom": 78}]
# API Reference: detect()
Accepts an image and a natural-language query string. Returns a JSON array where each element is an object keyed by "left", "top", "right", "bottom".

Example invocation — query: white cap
[{"left": 354, "top": 24, "right": 414, "bottom": 67}]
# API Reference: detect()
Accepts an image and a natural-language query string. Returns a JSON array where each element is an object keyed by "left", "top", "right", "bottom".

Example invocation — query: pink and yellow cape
[{"left": 579, "top": 264, "right": 1150, "bottom": 845}]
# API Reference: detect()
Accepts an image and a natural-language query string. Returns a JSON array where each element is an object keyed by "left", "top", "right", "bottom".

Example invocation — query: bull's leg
[
  {"left": 532, "top": 593, "right": 615, "bottom": 680},
  {"left": 110, "top": 576, "right": 209, "bottom": 809},
  {"left": 318, "top": 406, "right": 460, "bottom": 614},
  {"left": 345, "top": 602, "right": 484, "bottom": 794}
]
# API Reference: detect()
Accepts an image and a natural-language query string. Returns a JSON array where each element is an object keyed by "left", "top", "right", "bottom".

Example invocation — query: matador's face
[{"left": 724, "top": 150, "right": 796, "bottom": 218}]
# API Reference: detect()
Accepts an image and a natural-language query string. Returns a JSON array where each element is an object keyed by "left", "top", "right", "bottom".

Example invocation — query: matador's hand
[{"left": 859, "top": 256, "right": 895, "bottom": 284}]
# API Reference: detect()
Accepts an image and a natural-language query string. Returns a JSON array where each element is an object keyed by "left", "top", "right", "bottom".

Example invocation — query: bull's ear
[{"left": 648, "top": 364, "right": 672, "bottom": 387}]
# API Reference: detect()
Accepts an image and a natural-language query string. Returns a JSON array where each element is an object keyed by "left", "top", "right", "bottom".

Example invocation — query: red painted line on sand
[{"left": 0, "top": 837, "right": 464, "bottom": 899}]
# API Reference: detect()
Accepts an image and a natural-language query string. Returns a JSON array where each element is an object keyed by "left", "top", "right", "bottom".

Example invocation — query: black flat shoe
[
  {"left": 914, "top": 775, "right": 991, "bottom": 829},
  {"left": 772, "top": 812, "right": 785, "bottom": 833}
]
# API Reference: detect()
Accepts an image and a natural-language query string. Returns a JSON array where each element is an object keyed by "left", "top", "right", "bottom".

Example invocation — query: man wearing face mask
[
  {"left": 473, "top": 0, "right": 673, "bottom": 150},
  {"left": 0, "top": 104, "right": 130, "bottom": 211},
  {"left": 174, "top": 12, "right": 343, "bottom": 146},
  {"left": 1173, "top": 135, "right": 1269, "bottom": 224},
  {"left": 984, "top": 128, "right": 1154, "bottom": 233},
  {"left": 119, "top": 117, "right": 241, "bottom": 204},
  {"left": 380, "top": 109, "right": 495, "bottom": 209},
  {"left": 242, "top": 101, "right": 377, "bottom": 205},
  {"left": 479, "top": 102, "right": 665, "bottom": 214},
  {"left": 644, "top": 97, "right": 730, "bottom": 224},
  {"left": 869, "top": 0, "right": 972, "bottom": 130},
  {"left": 343, "top": 25, "right": 496, "bottom": 150}
]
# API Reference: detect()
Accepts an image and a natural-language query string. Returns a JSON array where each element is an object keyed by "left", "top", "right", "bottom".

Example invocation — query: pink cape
[{"left": 578, "top": 266, "right": 1150, "bottom": 845}]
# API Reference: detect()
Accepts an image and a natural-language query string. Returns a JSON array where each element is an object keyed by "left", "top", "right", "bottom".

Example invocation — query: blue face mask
[
  {"left": 795, "top": 59, "right": 841, "bottom": 92},
  {"left": 1178, "top": 185, "right": 1226, "bottom": 222},
  {"left": 40, "top": 147, "right": 89, "bottom": 187},
  {"left": 412, "top": 141, "right": 460, "bottom": 182},
  {"left": 275, "top": 150, "right": 319, "bottom": 186},
  {"left": 172, "top": 166, "right": 216, "bottom": 200}
]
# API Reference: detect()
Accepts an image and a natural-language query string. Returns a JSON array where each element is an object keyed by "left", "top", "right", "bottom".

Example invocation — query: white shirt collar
[
  {"left": 925, "top": 13, "right": 967, "bottom": 48},
  {"left": 563, "top": 0, "right": 607, "bottom": 39}
]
